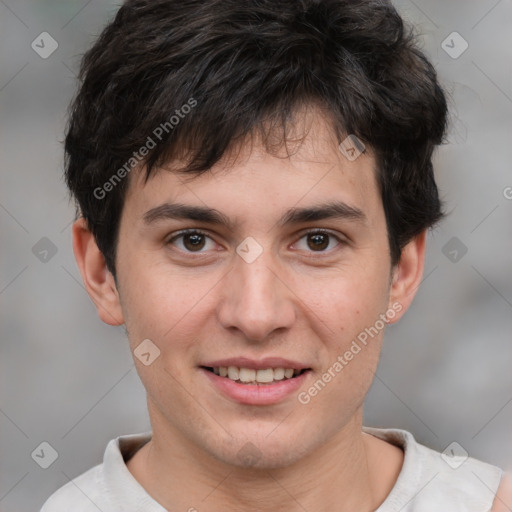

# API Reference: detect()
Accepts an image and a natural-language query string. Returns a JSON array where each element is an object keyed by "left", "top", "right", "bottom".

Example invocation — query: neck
[{"left": 127, "top": 409, "right": 400, "bottom": 512}]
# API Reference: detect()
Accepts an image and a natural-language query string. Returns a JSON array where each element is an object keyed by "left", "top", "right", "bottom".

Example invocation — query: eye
[
  {"left": 166, "top": 229, "right": 216, "bottom": 253},
  {"left": 293, "top": 229, "right": 344, "bottom": 254},
  {"left": 166, "top": 229, "right": 345, "bottom": 256}
]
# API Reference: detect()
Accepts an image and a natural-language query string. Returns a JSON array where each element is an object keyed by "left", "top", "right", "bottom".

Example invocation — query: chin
[{"left": 208, "top": 431, "right": 316, "bottom": 470}]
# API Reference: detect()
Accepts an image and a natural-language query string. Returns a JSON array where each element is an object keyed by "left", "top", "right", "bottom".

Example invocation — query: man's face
[{"left": 114, "top": 108, "right": 400, "bottom": 468}]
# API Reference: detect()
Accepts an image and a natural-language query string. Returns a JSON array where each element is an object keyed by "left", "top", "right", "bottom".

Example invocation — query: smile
[
  {"left": 201, "top": 365, "right": 312, "bottom": 405},
  {"left": 203, "top": 366, "right": 308, "bottom": 384}
]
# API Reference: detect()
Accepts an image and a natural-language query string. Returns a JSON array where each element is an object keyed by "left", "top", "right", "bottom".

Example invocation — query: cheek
[
  {"left": 301, "top": 279, "right": 387, "bottom": 415},
  {"left": 299, "top": 262, "right": 390, "bottom": 387},
  {"left": 306, "top": 263, "right": 390, "bottom": 338},
  {"left": 120, "top": 265, "right": 214, "bottom": 365}
]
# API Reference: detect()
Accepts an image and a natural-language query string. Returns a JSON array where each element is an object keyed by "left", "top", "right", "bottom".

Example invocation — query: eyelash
[{"left": 165, "top": 228, "right": 346, "bottom": 257}]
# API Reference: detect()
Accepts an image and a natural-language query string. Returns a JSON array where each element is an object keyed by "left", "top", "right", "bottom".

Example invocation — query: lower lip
[{"left": 201, "top": 368, "right": 310, "bottom": 405}]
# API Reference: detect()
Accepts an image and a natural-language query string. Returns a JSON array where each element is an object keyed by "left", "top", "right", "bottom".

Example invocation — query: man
[{"left": 41, "top": 0, "right": 511, "bottom": 510}]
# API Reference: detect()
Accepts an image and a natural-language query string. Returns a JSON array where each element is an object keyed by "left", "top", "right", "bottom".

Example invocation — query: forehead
[{"left": 122, "top": 107, "right": 381, "bottom": 229}]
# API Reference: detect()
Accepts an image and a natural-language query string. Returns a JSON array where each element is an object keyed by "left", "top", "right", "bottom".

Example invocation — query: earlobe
[
  {"left": 386, "top": 230, "right": 427, "bottom": 325},
  {"left": 72, "top": 218, "right": 124, "bottom": 326}
]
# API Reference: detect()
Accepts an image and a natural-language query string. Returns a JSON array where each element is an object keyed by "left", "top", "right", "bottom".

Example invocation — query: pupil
[
  {"left": 309, "top": 233, "right": 328, "bottom": 251},
  {"left": 185, "top": 234, "right": 205, "bottom": 251}
]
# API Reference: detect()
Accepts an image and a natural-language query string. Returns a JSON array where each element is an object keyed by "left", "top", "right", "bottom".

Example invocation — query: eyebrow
[{"left": 142, "top": 200, "right": 366, "bottom": 229}]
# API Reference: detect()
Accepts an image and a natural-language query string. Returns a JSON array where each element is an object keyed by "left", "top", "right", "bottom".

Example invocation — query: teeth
[
  {"left": 256, "top": 368, "right": 274, "bottom": 383},
  {"left": 273, "top": 368, "right": 285, "bottom": 380},
  {"left": 239, "top": 368, "right": 256, "bottom": 383},
  {"left": 212, "top": 366, "right": 304, "bottom": 384},
  {"left": 227, "top": 366, "right": 239, "bottom": 380}
]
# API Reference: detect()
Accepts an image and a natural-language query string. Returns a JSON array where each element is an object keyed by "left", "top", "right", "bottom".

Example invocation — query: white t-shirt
[{"left": 40, "top": 426, "right": 503, "bottom": 511}]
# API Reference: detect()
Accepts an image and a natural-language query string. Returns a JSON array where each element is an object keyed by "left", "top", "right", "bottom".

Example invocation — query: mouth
[
  {"left": 201, "top": 366, "right": 310, "bottom": 385},
  {"left": 199, "top": 357, "right": 313, "bottom": 405}
]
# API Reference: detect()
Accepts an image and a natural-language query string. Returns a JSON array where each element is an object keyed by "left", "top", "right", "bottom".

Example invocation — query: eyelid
[{"left": 299, "top": 227, "right": 347, "bottom": 242}]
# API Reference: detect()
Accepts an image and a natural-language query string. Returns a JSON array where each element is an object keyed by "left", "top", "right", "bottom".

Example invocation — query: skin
[
  {"left": 492, "top": 475, "right": 512, "bottom": 512},
  {"left": 72, "top": 105, "right": 479, "bottom": 511}
]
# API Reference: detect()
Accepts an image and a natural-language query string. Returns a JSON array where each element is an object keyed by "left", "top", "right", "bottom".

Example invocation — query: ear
[
  {"left": 386, "top": 230, "right": 427, "bottom": 324},
  {"left": 72, "top": 217, "right": 124, "bottom": 326}
]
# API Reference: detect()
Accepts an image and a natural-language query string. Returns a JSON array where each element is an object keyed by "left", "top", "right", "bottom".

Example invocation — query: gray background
[{"left": 1, "top": 0, "right": 511, "bottom": 510}]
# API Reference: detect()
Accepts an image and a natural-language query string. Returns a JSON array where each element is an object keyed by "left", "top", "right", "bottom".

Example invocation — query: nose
[{"left": 216, "top": 246, "right": 296, "bottom": 343}]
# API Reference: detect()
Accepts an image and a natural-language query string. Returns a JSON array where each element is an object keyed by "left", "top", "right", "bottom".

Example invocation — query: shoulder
[
  {"left": 40, "top": 463, "right": 106, "bottom": 512},
  {"left": 414, "top": 440, "right": 504, "bottom": 507},
  {"left": 364, "top": 427, "right": 505, "bottom": 510},
  {"left": 491, "top": 472, "right": 512, "bottom": 512},
  {"left": 39, "top": 432, "right": 152, "bottom": 512}
]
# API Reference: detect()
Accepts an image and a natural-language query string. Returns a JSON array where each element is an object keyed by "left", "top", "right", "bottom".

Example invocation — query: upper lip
[{"left": 201, "top": 357, "right": 311, "bottom": 371}]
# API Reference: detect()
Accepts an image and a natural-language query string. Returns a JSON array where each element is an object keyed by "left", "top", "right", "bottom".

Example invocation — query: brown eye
[
  {"left": 307, "top": 232, "right": 330, "bottom": 251},
  {"left": 295, "top": 230, "right": 344, "bottom": 254},
  {"left": 182, "top": 233, "right": 206, "bottom": 251},
  {"left": 167, "top": 230, "right": 214, "bottom": 253}
]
